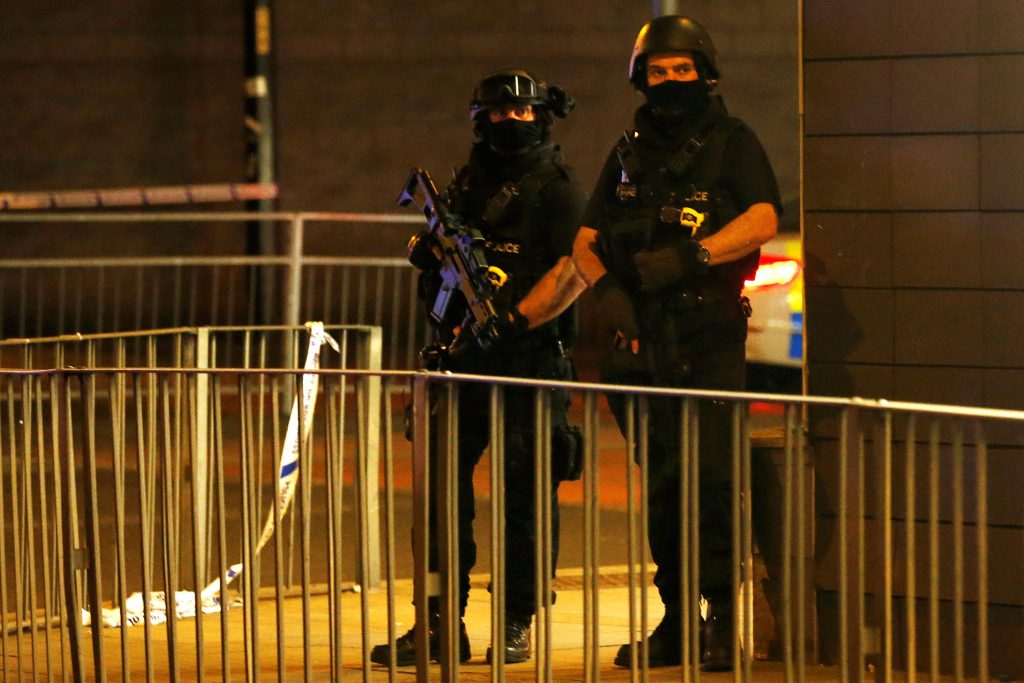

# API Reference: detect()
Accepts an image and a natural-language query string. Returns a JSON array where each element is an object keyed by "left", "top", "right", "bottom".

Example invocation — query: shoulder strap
[
  {"left": 615, "top": 131, "right": 642, "bottom": 182},
  {"left": 665, "top": 113, "right": 744, "bottom": 178}
]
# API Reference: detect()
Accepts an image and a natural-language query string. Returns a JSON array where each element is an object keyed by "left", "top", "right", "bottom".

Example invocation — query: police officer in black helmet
[
  {"left": 573, "top": 16, "right": 782, "bottom": 671},
  {"left": 370, "top": 69, "right": 587, "bottom": 666}
]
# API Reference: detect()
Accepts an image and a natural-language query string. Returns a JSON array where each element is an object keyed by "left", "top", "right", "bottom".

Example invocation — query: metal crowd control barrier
[
  {"left": 0, "top": 323, "right": 384, "bottom": 587},
  {"left": 1, "top": 367, "right": 1019, "bottom": 681},
  {"left": 0, "top": 212, "right": 428, "bottom": 369}
]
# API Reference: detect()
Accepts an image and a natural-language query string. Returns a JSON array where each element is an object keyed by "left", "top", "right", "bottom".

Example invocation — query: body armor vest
[
  {"left": 601, "top": 111, "right": 759, "bottom": 294},
  {"left": 447, "top": 143, "right": 576, "bottom": 346}
]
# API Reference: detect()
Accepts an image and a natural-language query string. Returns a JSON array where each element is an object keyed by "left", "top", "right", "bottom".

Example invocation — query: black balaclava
[
  {"left": 641, "top": 55, "right": 713, "bottom": 125},
  {"left": 645, "top": 79, "right": 709, "bottom": 116},
  {"left": 484, "top": 119, "right": 545, "bottom": 156}
]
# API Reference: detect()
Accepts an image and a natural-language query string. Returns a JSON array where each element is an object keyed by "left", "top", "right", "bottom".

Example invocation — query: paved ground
[
  {"left": 9, "top": 570, "right": 847, "bottom": 682},
  {"left": 9, "top": 573, "right": 986, "bottom": 681}
]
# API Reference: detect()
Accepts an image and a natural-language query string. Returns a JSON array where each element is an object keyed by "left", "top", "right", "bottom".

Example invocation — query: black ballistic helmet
[
  {"left": 628, "top": 15, "right": 720, "bottom": 90},
  {"left": 469, "top": 69, "right": 575, "bottom": 122}
]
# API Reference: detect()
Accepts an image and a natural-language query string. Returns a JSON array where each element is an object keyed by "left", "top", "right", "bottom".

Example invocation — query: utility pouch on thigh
[{"left": 552, "top": 423, "right": 583, "bottom": 481}]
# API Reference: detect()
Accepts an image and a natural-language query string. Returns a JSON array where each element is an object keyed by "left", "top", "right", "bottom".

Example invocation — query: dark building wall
[
  {"left": 0, "top": 0, "right": 246, "bottom": 258},
  {"left": 803, "top": 1, "right": 1024, "bottom": 676},
  {"left": 0, "top": 1, "right": 798, "bottom": 258}
]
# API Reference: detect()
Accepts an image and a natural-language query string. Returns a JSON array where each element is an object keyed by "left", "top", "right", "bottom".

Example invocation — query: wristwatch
[{"left": 694, "top": 243, "right": 711, "bottom": 272}]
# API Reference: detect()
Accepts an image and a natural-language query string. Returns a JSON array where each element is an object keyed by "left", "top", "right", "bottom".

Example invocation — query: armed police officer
[
  {"left": 572, "top": 16, "right": 781, "bottom": 671},
  {"left": 370, "top": 69, "right": 587, "bottom": 667}
]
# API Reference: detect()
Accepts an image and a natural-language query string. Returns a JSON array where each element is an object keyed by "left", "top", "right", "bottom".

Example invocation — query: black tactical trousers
[
  {"left": 601, "top": 334, "right": 745, "bottom": 611},
  {"left": 422, "top": 352, "right": 571, "bottom": 618}
]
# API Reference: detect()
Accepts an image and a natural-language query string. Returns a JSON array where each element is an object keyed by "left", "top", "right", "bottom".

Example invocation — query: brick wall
[{"left": 803, "top": 1, "right": 1024, "bottom": 676}]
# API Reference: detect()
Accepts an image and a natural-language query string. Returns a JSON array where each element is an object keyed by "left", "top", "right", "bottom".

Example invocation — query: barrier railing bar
[
  {"left": 361, "top": 327, "right": 384, "bottom": 588},
  {"left": 623, "top": 396, "right": 638, "bottom": 677},
  {"left": 952, "top": 422, "right": 964, "bottom": 682},
  {"left": 212, "top": 374, "right": 231, "bottom": 682},
  {"left": 677, "top": 398, "right": 691, "bottom": 679},
  {"left": 784, "top": 403, "right": 797, "bottom": 682},
  {"left": 57, "top": 373, "right": 86, "bottom": 681},
  {"left": 411, "top": 372, "right": 430, "bottom": 682},
  {"left": 0, "top": 211, "right": 422, "bottom": 223},
  {"left": 534, "top": 387, "right": 553, "bottom": 683},
  {"left": 110, "top": 369, "right": 132, "bottom": 675},
  {"left": 0, "top": 256, "right": 408, "bottom": 269},
  {"left": 34, "top": 376, "right": 56, "bottom": 678},
  {"left": 160, "top": 374, "right": 182, "bottom": 682},
  {"left": 299, "top": 369, "right": 314, "bottom": 682},
  {"left": 905, "top": 415, "right": 917, "bottom": 683},
  {"left": 636, "top": 396, "right": 650, "bottom": 681},
  {"left": 687, "top": 399, "right": 700, "bottom": 683},
  {"left": 881, "top": 412, "right": 893, "bottom": 683},
  {"left": 855, "top": 411, "right": 866, "bottom": 683},
  {"left": 975, "top": 420, "right": 989, "bottom": 683},
  {"left": 2, "top": 366, "right": 1024, "bottom": 425},
  {"left": 439, "top": 382, "right": 460, "bottom": 680},
  {"left": 928, "top": 419, "right": 940, "bottom": 683},
  {"left": 382, "top": 378, "right": 398, "bottom": 682},
  {"left": 242, "top": 374, "right": 260, "bottom": 683},
  {"left": 82, "top": 374, "right": 110, "bottom": 680},
  {"left": 731, "top": 401, "right": 743, "bottom": 675},
  {"left": 2, "top": 378, "right": 21, "bottom": 678},
  {"left": 356, "top": 376, "right": 374, "bottom": 676},
  {"left": 741, "top": 403, "right": 754, "bottom": 682},
  {"left": 189, "top": 372, "right": 208, "bottom": 682},
  {"left": 582, "top": 391, "right": 599, "bottom": 683},
  {"left": 132, "top": 372, "right": 156, "bottom": 682},
  {"left": 796, "top": 396, "right": 808, "bottom": 680}
]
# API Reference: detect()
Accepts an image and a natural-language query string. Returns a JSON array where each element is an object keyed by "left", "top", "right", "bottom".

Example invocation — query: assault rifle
[{"left": 397, "top": 167, "right": 508, "bottom": 351}]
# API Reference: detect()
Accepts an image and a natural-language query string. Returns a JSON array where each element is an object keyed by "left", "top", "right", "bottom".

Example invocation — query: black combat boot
[
  {"left": 700, "top": 599, "right": 733, "bottom": 672},
  {"left": 613, "top": 612, "right": 682, "bottom": 668},
  {"left": 486, "top": 613, "right": 533, "bottom": 664},
  {"left": 369, "top": 613, "right": 471, "bottom": 666}
]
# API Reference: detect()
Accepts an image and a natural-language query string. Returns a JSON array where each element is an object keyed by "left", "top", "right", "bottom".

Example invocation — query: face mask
[
  {"left": 644, "top": 80, "right": 710, "bottom": 115},
  {"left": 486, "top": 119, "right": 543, "bottom": 155}
]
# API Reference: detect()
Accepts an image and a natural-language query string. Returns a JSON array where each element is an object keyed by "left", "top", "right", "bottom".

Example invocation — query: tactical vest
[
  {"left": 448, "top": 145, "right": 577, "bottom": 347},
  {"left": 601, "top": 111, "right": 759, "bottom": 295}
]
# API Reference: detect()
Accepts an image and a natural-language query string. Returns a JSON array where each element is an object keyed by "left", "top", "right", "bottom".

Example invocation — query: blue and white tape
[{"left": 84, "top": 322, "right": 338, "bottom": 627}]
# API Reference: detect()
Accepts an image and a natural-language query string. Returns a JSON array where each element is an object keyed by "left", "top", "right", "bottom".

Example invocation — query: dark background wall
[
  {"left": 0, "top": 0, "right": 798, "bottom": 259},
  {"left": 803, "top": 1, "right": 1024, "bottom": 676}
]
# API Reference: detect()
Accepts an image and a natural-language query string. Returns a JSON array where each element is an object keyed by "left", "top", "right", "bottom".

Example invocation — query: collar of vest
[
  {"left": 467, "top": 141, "right": 561, "bottom": 184},
  {"left": 632, "top": 98, "right": 728, "bottom": 150}
]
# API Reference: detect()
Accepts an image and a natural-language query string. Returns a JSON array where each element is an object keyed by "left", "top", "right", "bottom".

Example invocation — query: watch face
[{"left": 697, "top": 245, "right": 711, "bottom": 267}]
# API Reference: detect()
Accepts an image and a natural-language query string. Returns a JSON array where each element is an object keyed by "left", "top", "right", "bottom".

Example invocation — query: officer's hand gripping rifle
[{"left": 397, "top": 167, "right": 508, "bottom": 351}]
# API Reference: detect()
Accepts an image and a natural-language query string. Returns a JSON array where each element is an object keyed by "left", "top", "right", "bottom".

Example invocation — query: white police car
[{"left": 743, "top": 228, "right": 803, "bottom": 392}]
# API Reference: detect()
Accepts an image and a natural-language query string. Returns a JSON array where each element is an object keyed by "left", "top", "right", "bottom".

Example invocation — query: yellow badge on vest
[{"left": 679, "top": 207, "right": 706, "bottom": 235}]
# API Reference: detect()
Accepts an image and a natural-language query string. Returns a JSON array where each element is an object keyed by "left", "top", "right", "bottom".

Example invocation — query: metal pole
[
  {"left": 243, "top": 0, "right": 279, "bottom": 324},
  {"left": 194, "top": 329, "right": 211, "bottom": 587},
  {"left": 652, "top": 0, "right": 681, "bottom": 17},
  {"left": 284, "top": 215, "right": 304, "bottom": 329},
  {"left": 411, "top": 373, "right": 431, "bottom": 682},
  {"left": 358, "top": 326, "right": 383, "bottom": 587}
]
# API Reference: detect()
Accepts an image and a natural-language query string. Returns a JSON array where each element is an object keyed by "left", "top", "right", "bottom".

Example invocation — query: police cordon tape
[
  {"left": 82, "top": 322, "right": 339, "bottom": 629},
  {"left": 0, "top": 182, "right": 278, "bottom": 210}
]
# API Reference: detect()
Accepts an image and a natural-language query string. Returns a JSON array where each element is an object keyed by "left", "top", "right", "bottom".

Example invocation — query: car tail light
[{"left": 744, "top": 254, "right": 800, "bottom": 292}]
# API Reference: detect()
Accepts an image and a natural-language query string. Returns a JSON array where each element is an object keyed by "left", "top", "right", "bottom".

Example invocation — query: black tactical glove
[
  {"left": 406, "top": 230, "right": 442, "bottom": 271},
  {"left": 593, "top": 273, "right": 639, "bottom": 342},
  {"left": 632, "top": 238, "right": 710, "bottom": 291},
  {"left": 480, "top": 305, "right": 529, "bottom": 345},
  {"left": 498, "top": 306, "right": 530, "bottom": 338}
]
